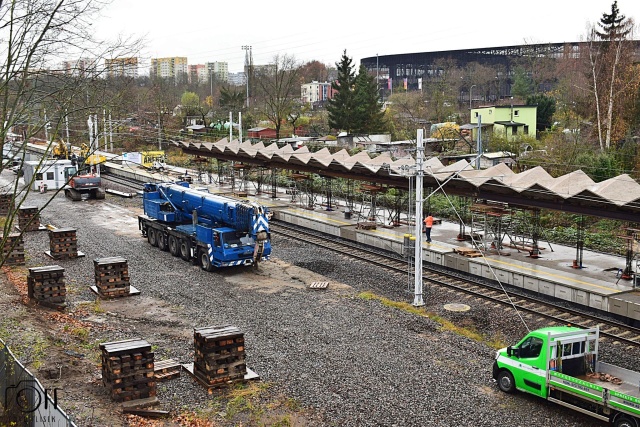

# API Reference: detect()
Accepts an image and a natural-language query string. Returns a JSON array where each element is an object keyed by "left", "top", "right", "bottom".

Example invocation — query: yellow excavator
[{"left": 52, "top": 141, "right": 70, "bottom": 159}]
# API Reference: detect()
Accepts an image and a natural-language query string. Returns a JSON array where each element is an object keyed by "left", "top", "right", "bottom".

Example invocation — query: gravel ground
[{"left": 5, "top": 177, "right": 638, "bottom": 426}]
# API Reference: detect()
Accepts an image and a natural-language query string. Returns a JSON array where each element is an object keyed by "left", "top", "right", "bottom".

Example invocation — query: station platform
[{"left": 102, "top": 164, "right": 640, "bottom": 321}]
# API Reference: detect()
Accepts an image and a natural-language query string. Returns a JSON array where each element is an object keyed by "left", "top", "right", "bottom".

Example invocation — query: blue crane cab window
[{"left": 222, "top": 231, "right": 251, "bottom": 248}]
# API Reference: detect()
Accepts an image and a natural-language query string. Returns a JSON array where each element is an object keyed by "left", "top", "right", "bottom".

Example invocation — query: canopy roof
[{"left": 174, "top": 139, "right": 640, "bottom": 222}]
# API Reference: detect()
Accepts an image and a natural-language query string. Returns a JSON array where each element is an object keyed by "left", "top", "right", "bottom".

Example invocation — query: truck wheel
[
  {"left": 180, "top": 239, "right": 191, "bottom": 261},
  {"left": 497, "top": 370, "right": 515, "bottom": 393},
  {"left": 168, "top": 236, "right": 179, "bottom": 256},
  {"left": 157, "top": 232, "right": 167, "bottom": 251},
  {"left": 200, "top": 249, "right": 213, "bottom": 272},
  {"left": 147, "top": 228, "right": 158, "bottom": 247},
  {"left": 614, "top": 415, "right": 639, "bottom": 427}
]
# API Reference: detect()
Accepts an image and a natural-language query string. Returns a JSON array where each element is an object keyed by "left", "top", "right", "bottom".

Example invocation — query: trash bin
[{"left": 344, "top": 210, "right": 352, "bottom": 219}]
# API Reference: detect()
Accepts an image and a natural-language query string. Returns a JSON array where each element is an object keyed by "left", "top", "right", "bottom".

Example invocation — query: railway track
[
  {"left": 271, "top": 220, "right": 640, "bottom": 348},
  {"left": 101, "top": 170, "right": 148, "bottom": 191}
]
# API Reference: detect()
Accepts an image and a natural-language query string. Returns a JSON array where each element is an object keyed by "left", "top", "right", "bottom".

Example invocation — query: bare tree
[
  {"left": 253, "top": 54, "right": 301, "bottom": 140},
  {"left": 1, "top": 0, "right": 140, "bottom": 266}
]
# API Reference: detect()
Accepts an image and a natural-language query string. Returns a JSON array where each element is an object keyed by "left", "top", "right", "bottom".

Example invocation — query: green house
[{"left": 469, "top": 105, "right": 537, "bottom": 141}]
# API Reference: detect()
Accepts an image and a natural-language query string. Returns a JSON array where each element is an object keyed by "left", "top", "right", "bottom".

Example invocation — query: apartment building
[
  {"left": 150, "top": 57, "right": 188, "bottom": 80},
  {"left": 301, "top": 81, "right": 335, "bottom": 104},
  {"left": 105, "top": 57, "right": 139, "bottom": 78}
]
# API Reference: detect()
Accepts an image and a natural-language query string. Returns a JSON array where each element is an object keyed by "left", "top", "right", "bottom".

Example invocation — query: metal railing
[{"left": 0, "top": 338, "right": 76, "bottom": 427}]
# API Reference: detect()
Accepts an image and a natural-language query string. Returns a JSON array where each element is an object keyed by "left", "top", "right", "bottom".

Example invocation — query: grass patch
[
  {"left": 358, "top": 291, "right": 508, "bottom": 348},
  {"left": 224, "top": 382, "right": 269, "bottom": 420}
]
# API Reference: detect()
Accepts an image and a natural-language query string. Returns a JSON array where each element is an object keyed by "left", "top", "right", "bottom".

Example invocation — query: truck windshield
[
  {"left": 222, "top": 232, "right": 251, "bottom": 247},
  {"left": 519, "top": 337, "right": 543, "bottom": 358}
]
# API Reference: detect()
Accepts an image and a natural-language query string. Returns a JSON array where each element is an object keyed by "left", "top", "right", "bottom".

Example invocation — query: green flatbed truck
[{"left": 493, "top": 326, "right": 640, "bottom": 427}]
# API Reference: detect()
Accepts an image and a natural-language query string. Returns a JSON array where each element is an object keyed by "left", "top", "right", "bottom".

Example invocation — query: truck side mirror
[{"left": 507, "top": 346, "right": 512, "bottom": 357}]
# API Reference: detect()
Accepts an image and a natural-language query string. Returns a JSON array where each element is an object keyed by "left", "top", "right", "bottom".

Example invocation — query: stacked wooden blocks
[
  {"left": 17, "top": 206, "right": 41, "bottom": 231},
  {"left": 27, "top": 265, "right": 66, "bottom": 304},
  {"left": 99, "top": 339, "right": 156, "bottom": 402},
  {"left": 193, "top": 325, "right": 247, "bottom": 387},
  {"left": 49, "top": 228, "right": 79, "bottom": 259},
  {"left": 94, "top": 257, "right": 130, "bottom": 298},
  {"left": 0, "top": 193, "right": 14, "bottom": 215},
  {"left": 1, "top": 233, "right": 25, "bottom": 265}
]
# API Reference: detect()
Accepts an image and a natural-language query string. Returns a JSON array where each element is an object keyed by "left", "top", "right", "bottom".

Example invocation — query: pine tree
[
  {"left": 327, "top": 50, "right": 356, "bottom": 133},
  {"left": 596, "top": 1, "right": 631, "bottom": 41},
  {"left": 353, "top": 65, "right": 386, "bottom": 134}
]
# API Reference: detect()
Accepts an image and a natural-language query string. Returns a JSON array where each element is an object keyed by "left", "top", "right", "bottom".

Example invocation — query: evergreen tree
[
  {"left": 596, "top": 1, "right": 631, "bottom": 41},
  {"left": 353, "top": 65, "right": 386, "bottom": 134},
  {"left": 526, "top": 93, "right": 556, "bottom": 132},
  {"left": 511, "top": 67, "right": 533, "bottom": 100},
  {"left": 327, "top": 50, "right": 356, "bottom": 133}
]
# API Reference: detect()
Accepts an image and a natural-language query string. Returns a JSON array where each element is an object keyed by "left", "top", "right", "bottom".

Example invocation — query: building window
[
  {"left": 47, "top": 172, "right": 54, "bottom": 180},
  {"left": 514, "top": 110, "right": 519, "bottom": 116},
  {"left": 35, "top": 173, "right": 43, "bottom": 180},
  {"left": 474, "top": 112, "right": 479, "bottom": 118},
  {"left": 524, "top": 125, "right": 529, "bottom": 135},
  {"left": 511, "top": 127, "right": 517, "bottom": 136}
]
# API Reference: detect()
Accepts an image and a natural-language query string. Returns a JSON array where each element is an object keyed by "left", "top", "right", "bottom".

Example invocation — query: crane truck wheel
[
  {"left": 497, "top": 370, "right": 515, "bottom": 393},
  {"left": 168, "top": 236, "right": 179, "bottom": 256},
  {"left": 200, "top": 249, "right": 214, "bottom": 272},
  {"left": 157, "top": 232, "right": 168, "bottom": 251},
  {"left": 147, "top": 228, "right": 158, "bottom": 247},
  {"left": 614, "top": 415, "right": 639, "bottom": 427},
  {"left": 180, "top": 239, "right": 191, "bottom": 261}
]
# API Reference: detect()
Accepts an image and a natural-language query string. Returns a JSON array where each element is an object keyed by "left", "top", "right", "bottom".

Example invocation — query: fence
[{"left": 0, "top": 338, "right": 76, "bottom": 427}]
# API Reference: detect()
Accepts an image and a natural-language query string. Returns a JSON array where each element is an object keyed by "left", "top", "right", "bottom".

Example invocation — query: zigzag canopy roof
[{"left": 173, "top": 139, "right": 640, "bottom": 222}]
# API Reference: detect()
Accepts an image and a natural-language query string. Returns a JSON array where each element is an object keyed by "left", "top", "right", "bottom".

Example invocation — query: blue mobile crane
[{"left": 138, "top": 182, "right": 271, "bottom": 270}]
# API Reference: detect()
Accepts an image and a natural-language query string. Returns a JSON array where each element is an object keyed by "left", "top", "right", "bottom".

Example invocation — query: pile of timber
[
  {"left": 100, "top": 339, "right": 156, "bottom": 402},
  {"left": 153, "top": 359, "right": 181, "bottom": 381},
  {"left": 356, "top": 221, "right": 377, "bottom": 230},
  {"left": 1, "top": 233, "right": 25, "bottom": 265},
  {"left": 193, "top": 325, "right": 247, "bottom": 387},
  {"left": 94, "top": 257, "right": 130, "bottom": 298},
  {"left": 27, "top": 265, "right": 66, "bottom": 305},
  {"left": 0, "top": 193, "right": 14, "bottom": 215},
  {"left": 17, "top": 206, "right": 41, "bottom": 231},
  {"left": 48, "top": 228, "right": 79, "bottom": 259},
  {"left": 454, "top": 247, "right": 484, "bottom": 258}
]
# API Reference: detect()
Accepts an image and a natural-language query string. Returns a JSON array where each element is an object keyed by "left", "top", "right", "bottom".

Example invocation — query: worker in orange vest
[{"left": 423, "top": 214, "right": 434, "bottom": 243}]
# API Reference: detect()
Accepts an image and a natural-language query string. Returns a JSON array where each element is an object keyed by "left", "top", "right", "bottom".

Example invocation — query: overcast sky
[{"left": 93, "top": 0, "right": 640, "bottom": 74}]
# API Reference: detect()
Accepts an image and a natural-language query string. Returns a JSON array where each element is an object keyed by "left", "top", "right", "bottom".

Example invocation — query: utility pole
[
  {"left": 229, "top": 111, "right": 233, "bottom": 141},
  {"left": 413, "top": 128, "right": 425, "bottom": 307},
  {"left": 476, "top": 115, "right": 482, "bottom": 170},
  {"left": 109, "top": 112, "right": 113, "bottom": 152},
  {"left": 158, "top": 112, "right": 162, "bottom": 150},
  {"left": 239, "top": 112, "right": 242, "bottom": 143},
  {"left": 242, "top": 45, "right": 251, "bottom": 108},
  {"left": 103, "top": 109, "right": 108, "bottom": 151}
]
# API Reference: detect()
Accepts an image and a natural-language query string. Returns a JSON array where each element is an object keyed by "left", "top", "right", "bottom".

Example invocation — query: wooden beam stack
[
  {"left": 193, "top": 325, "right": 246, "bottom": 387},
  {"left": 1, "top": 233, "right": 25, "bottom": 265},
  {"left": 49, "top": 228, "right": 79, "bottom": 259},
  {"left": 94, "top": 257, "right": 130, "bottom": 298},
  {"left": 99, "top": 339, "right": 156, "bottom": 402},
  {"left": 0, "top": 193, "right": 14, "bottom": 215},
  {"left": 27, "top": 266, "right": 66, "bottom": 304},
  {"left": 17, "top": 206, "right": 41, "bottom": 231}
]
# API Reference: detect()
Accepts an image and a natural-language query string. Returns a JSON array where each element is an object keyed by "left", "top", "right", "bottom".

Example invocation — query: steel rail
[{"left": 270, "top": 221, "right": 640, "bottom": 348}]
